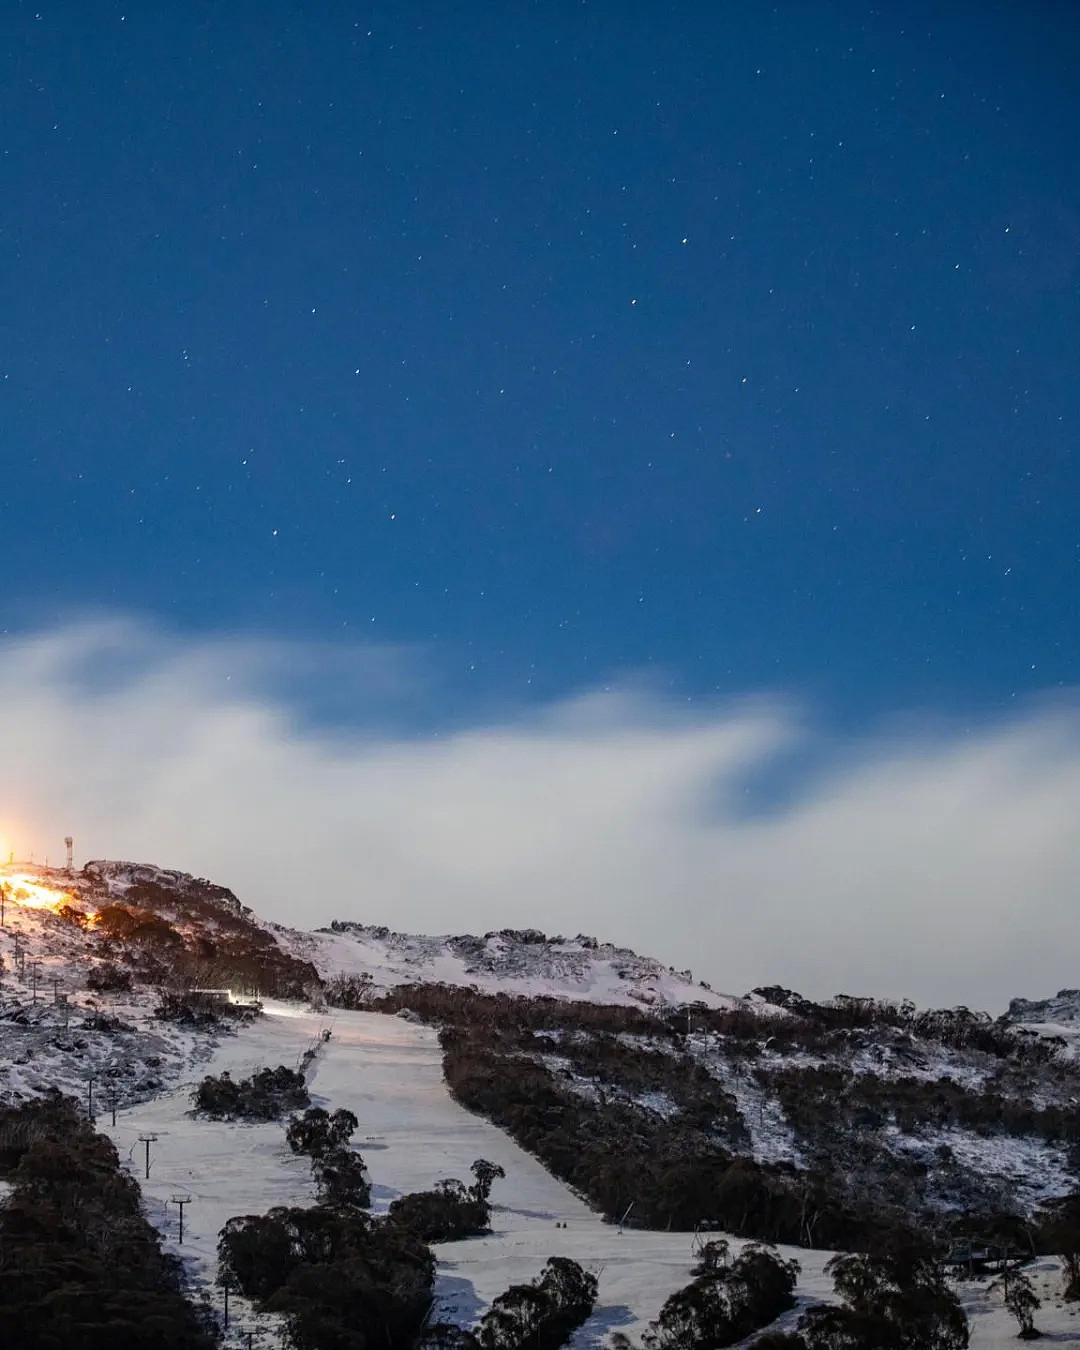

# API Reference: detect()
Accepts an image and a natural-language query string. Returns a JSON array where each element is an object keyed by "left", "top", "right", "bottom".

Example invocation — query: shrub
[
  {"left": 989, "top": 1268, "right": 1041, "bottom": 1339},
  {"left": 647, "top": 1243, "right": 800, "bottom": 1350},
  {"left": 314, "top": 1147, "right": 372, "bottom": 1211},
  {"left": 269, "top": 1244, "right": 434, "bottom": 1350},
  {"left": 1038, "top": 1190, "right": 1080, "bottom": 1299},
  {"left": 387, "top": 1178, "right": 492, "bottom": 1243},
  {"left": 193, "top": 1065, "right": 309, "bottom": 1120},
  {"left": 286, "top": 1106, "right": 359, "bottom": 1158},
  {"left": 478, "top": 1257, "right": 598, "bottom": 1350},
  {"left": 325, "top": 972, "right": 377, "bottom": 1008},
  {"left": 156, "top": 989, "right": 257, "bottom": 1027},
  {"left": 218, "top": 1204, "right": 435, "bottom": 1350},
  {"left": 0, "top": 1095, "right": 213, "bottom": 1348},
  {"left": 86, "top": 962, "right": 133, "bottom": 993},
  {"left": 799, "top": 1247, "right": 968, "bottom": 1350},
  {"left": 95, "top": 904, "right": 183, "bottom": 947}
]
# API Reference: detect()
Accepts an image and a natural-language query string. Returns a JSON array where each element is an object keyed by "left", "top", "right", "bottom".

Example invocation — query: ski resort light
[
  {"left": 0, "top": 867, "right": 98, "bottom": 923},
  {"left": 3, "top": 874, "right": 74, "bottom": 912}
]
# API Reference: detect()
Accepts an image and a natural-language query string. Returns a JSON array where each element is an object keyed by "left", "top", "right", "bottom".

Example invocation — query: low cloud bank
[{"left": 1, "top": 617, "right": 1077, "bottom": 1011}]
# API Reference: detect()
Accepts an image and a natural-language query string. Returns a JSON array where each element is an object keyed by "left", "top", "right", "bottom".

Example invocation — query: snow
[
  {"left": 5, "top": 859, "right": 1080, "bottom": 1346},
  {"left": 702, "top": 1052, "right": 805, "bottom": 1167},
  {"left": 101, "top": 1002, "right": 1080, "bottom": 1350},
  {"left": 277, "top": 924, "right": 744, "bottom": 1012},
  {"left": 0, "top": 904, "right": 215, "bottom": 1108},
  {"left": 893, "top": 1126, "right": 1075, "bottom": 1212}
]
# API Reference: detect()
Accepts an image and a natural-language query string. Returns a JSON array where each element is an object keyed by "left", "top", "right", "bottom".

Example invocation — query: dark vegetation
[
  {"left": 359, "top": 981, "right": 1080, "bottom": 1254},
  {"left": 86, "top": 960, "right": 134, "bottom": 992},
  {"left": 82, "top": 863, "right": 320, "bottom": 998},
  {"left": 286, "top": 1106, "right": 373, "bottom": 1210},
  {"left": 193, "top": 1064, "right": 310, "bottom": 1120},
  {"left": 762, "top": 1062, "right": 1080, "bottom": 1152},
  {"left": 612, "top": 1240, "right": 799, "bottom": 1350},
  {"left": 216, "top": 1120, "right": 514, "bottom": 1350},
  {"left": 475, "top": 1256, "right": 597, "bottom": 1350},
  {"left": 385, "top": 1157, "right": 506, "bottom": 1242},
  {"left": 989, "top": 1267, "right": 1042, "bottom": 1339},
  {"left": 0, "top": 1093, "right": 213, "bottom": 1349},
  {"left": 155, "top": 988, "right": 261, "bottom": 1029},
  {"left": 286, "top": 1105, "right": 360, "bottom": 1157},
  {"left": 424, "top": 1256, "right": 597, "bottom": 1350},
  {"left": 441, "top": 1019, "right": 890, "bottom": 1248},
  {"left": 1039, "top": 1191, "right": 1080, "bottom": 1298},
  {"left": 796, "top": 1246, "right": 970, "bottom": 1349},
  {"left": 218, "top": 1204, "right": 435, "bottom": 1350},
  {"left": 323, "top": 970, "right": 376, "bottom": 1008}
]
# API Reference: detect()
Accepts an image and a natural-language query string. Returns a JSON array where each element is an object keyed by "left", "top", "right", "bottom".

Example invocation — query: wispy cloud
[{"left": 1, "top": 617, "right": 1077, "bottom": 1011}]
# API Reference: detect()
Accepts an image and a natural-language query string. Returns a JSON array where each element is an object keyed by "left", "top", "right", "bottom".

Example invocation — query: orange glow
[{"left": 0, "top": 870, "right": 97, "bottom": 924}]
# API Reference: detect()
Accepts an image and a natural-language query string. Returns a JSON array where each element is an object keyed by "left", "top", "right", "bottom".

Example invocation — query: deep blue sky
[{"left": 2, "top": 1, "right": 1077, "bottom": 723}]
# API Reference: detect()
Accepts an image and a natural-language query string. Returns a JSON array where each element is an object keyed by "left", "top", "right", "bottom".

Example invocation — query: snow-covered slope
[
  {"left": 1004, "top": 989, "right": 1080, "bottom": 1026},
  {"left": 278, "top": 921, "right": 743, "bottom": 1011},
  {"left": 0, "top": 873, "right": 217, "bottom": 1107},
  {"left": 5, "top": 853, "right": 1080, "bottom": 1350},
  {"left": 105, "top": 1002, "right": 1080, "bottom": 1350}
]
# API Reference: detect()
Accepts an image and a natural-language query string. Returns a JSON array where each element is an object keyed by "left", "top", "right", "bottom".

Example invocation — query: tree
[
  {"left": 800, "top": 1249, "right": 968, "bottom": 1350},
  {"left": 1039, "top": 1190, "right": 1080, "bottom": 1300},
  {"left": 989, "top": 1268, "right": 1041, "bottom": 1340},
  {"left": 424, "top": 1325, "right": 481, "bottom": 1350},
  {"left": 478, "top": 1258, "right": 598, "bottom": 1350},
  {"left": 314, "top": 1146, "right": 371, "bottom": 1211},
  {"left": 387, "top": 1178, "right": 491, "bottom": 1242},
  {"left": 286, "top": 1106, "right": 359, "bottom": 1158},
  {"left": 218, "top": 1210, "right": 301, "bottom": 1301},
  {"left": 0, "top": 1098, "right": 213, "bottom": 1349},
  {"left": 194, "top": 1064, "right": 309, "bottom": 1120},
  {"left": 471, "top": 1158, "right": 506, "bottom": 1202},
  {"left": 648, "top": 1243, "right": 799, "bottom": 1350},
  {"left": 269, "top": 1250, "right": 434, "bottom": 1350},
  {"left": 692, "top": 1239, "right": 731, "bottom": 1276}
]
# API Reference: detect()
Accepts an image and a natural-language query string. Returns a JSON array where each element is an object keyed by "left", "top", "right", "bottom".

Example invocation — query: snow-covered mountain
[
  {"left": 278, "top": 919, "right": 746, "bottom": 1012},
  {"left": 1003, "top": 988, "right": 1080, "bottom": 1027},
  {"left": 4, "top": 856, "right": 1080, "bottom": 1349}
]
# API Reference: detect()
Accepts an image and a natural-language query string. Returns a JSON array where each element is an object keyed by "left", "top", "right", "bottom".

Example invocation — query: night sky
[{"left": 3, "top": 1, "right": 1078, "bottom": 724}]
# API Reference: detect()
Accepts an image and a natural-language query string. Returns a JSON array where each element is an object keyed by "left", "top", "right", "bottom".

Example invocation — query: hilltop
[{"left": 3, "top": 856, "right": 1080, "bottom": 1349}]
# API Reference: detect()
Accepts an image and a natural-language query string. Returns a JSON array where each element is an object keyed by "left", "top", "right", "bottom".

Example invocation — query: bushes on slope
[
  {"left": 193, "top": 1064, "right": 309, "bottom": 1119},
  {"left": 387, "top": 1178, "right": 489, "bottom": 1243},
  {"left": 627, "top": 1242, "right": 799, "bottom": 1350},
  {"left": 477, "top": 1257, "right": 598, "bottom": 1350},
  {"left": 219, "top": 1204, "right": 435, "bottom": 1350},
  {"left": 286, "top": 1105, "right": 359, "bottom": 1158},
  {"left": 0, "top": 1094, "right": 213, "bottom": 1350},
  {"left": 441, "top": 1027, "right": 879, "bottom": 1247},
  {"left": 798, "top": 1247, "right": 968, "bottom": 1350}
]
